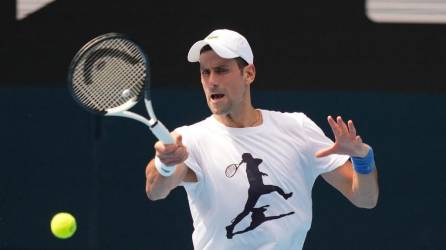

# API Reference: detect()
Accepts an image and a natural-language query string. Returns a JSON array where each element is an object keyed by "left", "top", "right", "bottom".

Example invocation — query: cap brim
[
  {"left": 187, "top": 40, "right": 239, "bottom": 63},
  {"left": 187, "top": 40, "right": 208, "bottom": 62}
]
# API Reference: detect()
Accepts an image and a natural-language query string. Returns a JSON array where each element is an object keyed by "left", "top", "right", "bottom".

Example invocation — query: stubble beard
[{"left": 208, "top": 100, "right": 231, "bottom": 116}]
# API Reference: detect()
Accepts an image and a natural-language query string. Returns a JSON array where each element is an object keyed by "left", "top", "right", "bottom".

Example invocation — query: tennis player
[{"left": 145, "top": 29, "right": 379, "bottom": 250}]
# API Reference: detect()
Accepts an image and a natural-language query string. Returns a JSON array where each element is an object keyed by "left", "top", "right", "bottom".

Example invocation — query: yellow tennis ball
[{"left": 50, "top": 212, "right": 77, "bottom": 239}]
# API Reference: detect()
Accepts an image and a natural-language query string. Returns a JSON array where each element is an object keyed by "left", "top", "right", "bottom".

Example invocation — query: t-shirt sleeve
[
  {"left": 300, "top": 114, "right": 350, "bottom": 177},
  {"left": 174, "top": 126, "right": 204, "bottom": 188}
]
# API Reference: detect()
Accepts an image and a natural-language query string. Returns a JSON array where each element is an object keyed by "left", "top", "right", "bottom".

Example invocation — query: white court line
[
  {"left": 16, "top": 0, "right": 56, "bottom": 20},
  {"left": 367, "top": 0, "right": 446, "bottom": 23}
]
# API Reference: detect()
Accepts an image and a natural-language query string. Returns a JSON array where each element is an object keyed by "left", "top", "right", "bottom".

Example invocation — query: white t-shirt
[{"left": 175, "top": 110, "right": 349, "bottom": 250}]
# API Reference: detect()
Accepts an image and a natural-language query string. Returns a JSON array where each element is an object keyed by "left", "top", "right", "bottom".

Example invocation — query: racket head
[
  {"left": 225, "top": 163, "right": 239, "bottom": 178},
  {"left": 68, "top": 33, "right": 150, "bottom": 115}
]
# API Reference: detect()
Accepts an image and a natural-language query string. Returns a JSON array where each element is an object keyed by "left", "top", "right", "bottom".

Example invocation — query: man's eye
[{"left": 215, "top": 68, "right": 228, "bottom": 73}]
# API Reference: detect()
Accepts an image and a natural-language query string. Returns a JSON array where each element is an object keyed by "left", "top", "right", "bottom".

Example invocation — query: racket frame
[
  {"left": 68, "top": 32, "right": 174, "bottom": 145},
  {"left": 225, "top": 162, "right": 242, "bottom": 178}
]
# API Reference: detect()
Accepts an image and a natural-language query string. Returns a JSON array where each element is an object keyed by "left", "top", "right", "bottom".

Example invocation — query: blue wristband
[{"left": 351, "top": 147, "right": 375, "bottom": 175}]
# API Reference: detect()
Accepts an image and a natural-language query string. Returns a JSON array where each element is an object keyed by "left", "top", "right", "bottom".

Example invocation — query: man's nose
[{"left": 208, "top": 71, "right": 219, "bottom": 86}]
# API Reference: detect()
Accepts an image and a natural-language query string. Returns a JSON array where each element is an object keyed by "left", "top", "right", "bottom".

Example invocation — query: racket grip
[
  {"left": 150, "top": 120, "right": 175, "bottom": 144},
  {"left": 154, "top": 156, "right": 176, "bottom": 177}
]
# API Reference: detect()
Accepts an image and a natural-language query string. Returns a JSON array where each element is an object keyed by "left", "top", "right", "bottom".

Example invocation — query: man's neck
[{"left": 214, "top": 107, "right": 262, "bottom": 128}]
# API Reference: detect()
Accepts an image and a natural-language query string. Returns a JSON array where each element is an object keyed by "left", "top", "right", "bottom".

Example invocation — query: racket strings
[
  {"left": 81, "top": 39, "right": 143, "bottom": 108},
  {"left": 73, "top": 50, "right": 127, "bottom": 110},
  {"left": 103, "top": 40, "right": 145, "bottom": 108},
  {"left": 72, "top": 38, "right": 146, "bottom": 112},
  {"left": 225, "top": 163, "right": 239, "bottom": 177},
  {"left": 88, "top": 40, "right": 142, "bottom": 98},
  {"left": 73, "top": 45, "right": 116, "bottom": 107}
]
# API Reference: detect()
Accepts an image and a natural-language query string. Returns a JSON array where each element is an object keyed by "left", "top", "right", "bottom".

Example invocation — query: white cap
[{"left": 187, "top": 29, "right": 253, "bottom": 64}]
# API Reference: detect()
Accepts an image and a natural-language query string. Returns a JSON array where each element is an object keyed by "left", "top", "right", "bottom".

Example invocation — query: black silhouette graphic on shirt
[{"left": 225, "top": 153, "right": 294, "bottom": 239}]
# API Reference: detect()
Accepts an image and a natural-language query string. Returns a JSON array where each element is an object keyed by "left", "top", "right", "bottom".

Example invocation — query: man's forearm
[{"left": 351, "top": 167, "right": 379, "bottom": 209}]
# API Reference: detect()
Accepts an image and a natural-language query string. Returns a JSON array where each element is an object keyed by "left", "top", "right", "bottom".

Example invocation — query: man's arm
[
  {"left": 316, "top": 116, "right": 379, "bottom": 209},
  {"left": 145, "top": 133, "right": 197, "bottom": 201},
  {"left": 321, "top": 160, "right": 378, "bottom": 208},
  {"left": 146, "top": 161, "right": 196, "bottom": 200}
]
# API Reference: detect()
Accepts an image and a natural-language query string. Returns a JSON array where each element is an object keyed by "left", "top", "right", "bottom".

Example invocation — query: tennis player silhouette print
[{"left": 226, "top": 153, "right": 294, "bottom": 239}]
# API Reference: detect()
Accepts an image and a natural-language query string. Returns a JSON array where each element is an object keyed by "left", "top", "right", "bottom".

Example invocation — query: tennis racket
[
  {"left": 67, "top": 32, "right": 174, "bottom": 172},
  {"left": 225, "top": 161, "right": 244, "bottom": 178}
]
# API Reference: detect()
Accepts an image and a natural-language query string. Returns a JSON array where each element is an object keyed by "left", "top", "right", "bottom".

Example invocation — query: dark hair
[{"left": 199, "top": 45, "right": 248, "bottom": 70}]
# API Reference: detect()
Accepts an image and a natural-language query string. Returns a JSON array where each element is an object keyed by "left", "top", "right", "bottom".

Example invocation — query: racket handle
[
  {"left": 154, "top": 156, "right": 176, "bottom": 177},
  {"left": 149, "top": 119, "right": 176, "bottom": 176},
  {"left": 150, "top": 120, "right": 175, "bottom": 144}
]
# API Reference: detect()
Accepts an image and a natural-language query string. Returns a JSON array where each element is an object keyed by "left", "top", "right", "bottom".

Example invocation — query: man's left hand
[{"left": 315, "top": 116, "right": 369, "bottom": 158}]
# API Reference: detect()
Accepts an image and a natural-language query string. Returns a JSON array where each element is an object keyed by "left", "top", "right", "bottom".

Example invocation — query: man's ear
[{"left": 244, "top": 64, "right": 256, "bottom": 85}]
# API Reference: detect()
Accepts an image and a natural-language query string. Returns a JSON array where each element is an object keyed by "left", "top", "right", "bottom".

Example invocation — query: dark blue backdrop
[{"left": 1, "top": 87, "right": 445, "bottom": 249}]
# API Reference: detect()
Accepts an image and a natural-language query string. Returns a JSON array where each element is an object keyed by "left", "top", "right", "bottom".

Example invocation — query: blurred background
[{"left": 1, "top": 0, "right": 446, "bottom": 249}]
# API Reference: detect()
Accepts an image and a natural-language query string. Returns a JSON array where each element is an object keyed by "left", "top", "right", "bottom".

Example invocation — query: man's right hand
[{"left": 154, "top": 132, "right": 188, "bottom": 166}]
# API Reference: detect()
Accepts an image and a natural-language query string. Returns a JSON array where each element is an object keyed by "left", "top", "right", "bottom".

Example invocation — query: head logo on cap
[{"left": 187, "top": 29, "right": 254, "bottom": 64}]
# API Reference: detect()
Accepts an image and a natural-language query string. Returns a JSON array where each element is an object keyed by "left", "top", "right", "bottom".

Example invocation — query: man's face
[{"left": 199, "top": 50, "right": 253, "bottom": 115}]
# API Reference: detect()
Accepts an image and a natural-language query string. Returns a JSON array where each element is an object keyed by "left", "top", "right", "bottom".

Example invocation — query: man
[{"left": 145, "top": 29, "right": 379, "bottom": 250}]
